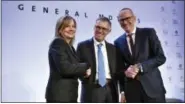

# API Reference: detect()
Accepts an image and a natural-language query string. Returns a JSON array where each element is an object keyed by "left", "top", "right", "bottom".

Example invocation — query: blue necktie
[{"left": 97, "top": 44, "right": 106, "bottom": 87}]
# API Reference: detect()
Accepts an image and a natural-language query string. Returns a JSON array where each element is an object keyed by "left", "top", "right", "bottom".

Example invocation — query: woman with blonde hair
[{"left": 45, "top": 15, "right": 91, "bottom": 103}]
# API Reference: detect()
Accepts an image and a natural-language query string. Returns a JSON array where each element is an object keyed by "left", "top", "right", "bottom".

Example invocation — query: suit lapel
[
  {"left": 66, "top": 45, "right": 79, "bottom": 62},
  {"left": 120, "top": 34, "right": 133, "bottom": 63},
  {"left": 134, "top": 27, "right": 141, "bottom": 61},
  {"left": 105, "top": 42, "right": 113, "bottom": 75},
  {"left": 70, "top": 46, "right": 80, "bottom": 61},
  {"left": 61, "top": 37, "right": 80, "bottom": 62},
  {"left": 89, "top": 38, "right": 96, "bottom": 68},
  {"left": 88, "top": 38, "right": 96, "bottom": 81}
]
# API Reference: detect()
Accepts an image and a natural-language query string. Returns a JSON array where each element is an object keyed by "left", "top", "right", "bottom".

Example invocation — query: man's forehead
[
  {"left": 96, "top": 20, "right": 109, "bottom": 26},
  {"left": 119, "top": 10, "right": 133, "bottom": 16}
]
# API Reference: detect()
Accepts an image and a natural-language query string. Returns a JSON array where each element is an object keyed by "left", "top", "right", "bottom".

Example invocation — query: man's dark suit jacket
[
  {"left": 114, "top": 27, "right": 166, "bottom": 98},
  {"left": 45, "top": 37, "right": 89, "bottom": 102},
  {"left": 76, "top": 38, "right": 119, "bottom": 102}
]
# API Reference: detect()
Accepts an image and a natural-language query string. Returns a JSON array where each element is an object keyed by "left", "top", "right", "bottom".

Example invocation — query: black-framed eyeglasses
[
  {"left": 95, "top": 25, "right": 109, "bottom": 32},
  {"left": 118, "top": 16, "right": 133, "bottom": 22}
]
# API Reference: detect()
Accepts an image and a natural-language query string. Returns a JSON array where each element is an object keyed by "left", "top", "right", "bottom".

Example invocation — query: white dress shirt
[{"left": 93, "top": 37, "right": 111, "bottom": 80}]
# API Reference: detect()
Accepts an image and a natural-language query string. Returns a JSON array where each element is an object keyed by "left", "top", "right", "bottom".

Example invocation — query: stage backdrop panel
[{"left": 2, "top": 1, "right": 184, "bottom": 102}]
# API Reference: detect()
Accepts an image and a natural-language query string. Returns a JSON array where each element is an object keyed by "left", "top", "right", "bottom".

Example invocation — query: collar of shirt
[
  {"left": 126, "top": 26, "right": 137, "bottom": 36},
  {"left": 93, "top": 37, "right": 106, "bottom": 47}
]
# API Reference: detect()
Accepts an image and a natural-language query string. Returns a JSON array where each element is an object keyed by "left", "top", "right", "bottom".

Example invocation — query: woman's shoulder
[{"left": 50, "top": 37, "right": 67, "bottom": 48}]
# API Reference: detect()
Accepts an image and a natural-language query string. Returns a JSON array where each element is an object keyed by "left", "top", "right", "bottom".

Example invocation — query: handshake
[
  {"left": 124, "top": 64, "right": 141, "bottom": 79},
  {"left": 84, "top": 68, "right": 91, "bottom": 78}
]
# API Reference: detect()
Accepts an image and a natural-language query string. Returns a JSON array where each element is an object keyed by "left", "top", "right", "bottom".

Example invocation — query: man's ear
[
  {"left": 109, "top": 28, "right": 112, "bottom": 33},
  {"left": 133, "top": 15, "right": 137, "bottom": 22},
  {"left": 117, "top": 16, "right": 120, "bottom": 22}
]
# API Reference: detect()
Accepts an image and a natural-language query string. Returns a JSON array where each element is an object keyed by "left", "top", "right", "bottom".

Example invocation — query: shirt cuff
[
  {"left": 121, "top": 91, "right": 125, "bottom": 95},
  {"left": 138, "top": 63, "right": 143, "bottom": 73}
]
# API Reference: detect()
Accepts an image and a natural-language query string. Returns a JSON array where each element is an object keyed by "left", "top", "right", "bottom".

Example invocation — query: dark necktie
[{"left": 128, "top": 33, "right": 135, "bottom": 57}]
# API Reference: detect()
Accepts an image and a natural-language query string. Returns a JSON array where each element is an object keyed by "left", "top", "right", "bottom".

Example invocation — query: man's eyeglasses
[
  {"left": 95, "top": 25, "right": 109, "bottom": 32},
  {"left": 118, "top": 16, "right": 133, "bottom": 22}
]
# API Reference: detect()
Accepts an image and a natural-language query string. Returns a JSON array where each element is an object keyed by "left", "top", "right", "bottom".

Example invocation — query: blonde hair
[{"left": 55, "top": 15, "right": 76, "bottom": 45}]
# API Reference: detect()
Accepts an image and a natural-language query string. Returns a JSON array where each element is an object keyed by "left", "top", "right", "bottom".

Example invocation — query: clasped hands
[
  {"left": 124, "top": 64, "right": 140, "bottom": 79},
  {"left": 84, "top": 68, "right": 91, "bottom": 78}
]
